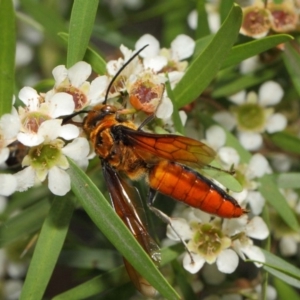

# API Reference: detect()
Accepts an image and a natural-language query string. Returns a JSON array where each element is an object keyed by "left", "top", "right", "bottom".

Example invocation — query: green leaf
[
  {"left": 195, "top": 0, "right": 210, "bottom": 39},
  {"left": 52, "top": 266, "right": 129, "bottom": 300},
  {"left": 258, "top": 175, "right": 299, "bottom": 232},
  {"left": 276, "top": 172, "right": 300, "bottom": 189},
  {"left": 20, "top": 0, "right": 67, "bottom": 44},
  {"left": 20, "top": 197, "right": 75, "bottom": 300},
  {"left": 0, "top": 199, "right": 50, "bottom": 247},
  {"left": 222, "top": 34, "right": 292, "bottom": 69},
  {"left": 274, "top": 278, "right": 300, "bottom": 300},
  {"left": 270, "top": 132, "right": 300, "bottom": 155},
  {"left": 212, "top": 68, "right": 277, "bottom": 98},
  {"left": 194, "top": 34, "right": 292, "bottom": 71},
  {"left": 173, "top": 4, "right": 242, "bottom": 107},
  {"left": 261, "top": 250, "right": 300, "bottom": 288},
  {"left": 282, "top": 42, "right": 300, "bottom": 97},
  {"left": 58, "top": 248, "right": 120, "bottom": 270},
  {"left": 66, "top": 159, "right": 180, "bottom": 300},
  {"left": 67, "top": 0, "right": 99, "bottom": 67},
  {"left": 53, "top": 244, "right": 184, "bottom": 300},
  {"left": 0, "top": 0, "right": 15, "bottom": 115},
  {"left": 58, "top": 32, "right": 107, "bottom": 74}
]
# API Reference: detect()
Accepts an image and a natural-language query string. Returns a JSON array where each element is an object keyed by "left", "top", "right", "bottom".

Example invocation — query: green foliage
[{"left": 1, "top": 0, "right": 300, "bottom": 299}]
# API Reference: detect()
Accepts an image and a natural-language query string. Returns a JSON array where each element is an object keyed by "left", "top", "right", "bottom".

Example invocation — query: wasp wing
[
  {"left": 116, "top": 126, "right": 216, "bottom": 168},
  {"left": 101, "top": 160, "right": 160, "bottom": 297}
]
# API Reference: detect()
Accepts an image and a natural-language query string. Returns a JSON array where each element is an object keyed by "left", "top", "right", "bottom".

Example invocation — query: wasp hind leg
[{"left": 147, "top": 188, "right": 195, "bottom": 264}]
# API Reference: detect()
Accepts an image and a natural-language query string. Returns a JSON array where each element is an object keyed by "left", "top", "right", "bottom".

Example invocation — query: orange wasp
[{"left": 82, "top": 46, "right": 246, "bottom": 295}]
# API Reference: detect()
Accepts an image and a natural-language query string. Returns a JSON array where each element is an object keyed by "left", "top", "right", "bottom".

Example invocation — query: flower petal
[
  {"left": 241, "top": 245, "right": 265, "bottom": 267},
  {"left": 52, "top": 65, "right": 68, "bottom": 86},
  {"left": 18, "top": 87, "right": 40, "bottom": 110},
  {"left": 187, "top": 9, "right": 197, "bottom": 30},
  {"left": 17, "top": 132, "right": 44, "bottom": 147},
  {"left": 37, "top": 119, "right": 63, "bottom": 142},
  {"left": 205, "top": 125, "right": 226, "bottom": 150},
  {"left": 213, "top": 111, "right": 236, "bottom": 131},
  {"left": 60, "top": 124, "right": 79, "bottom": 140},
  {"left": 171, "top": 34, "right": 195, "bottom": 60},
  {"left": 279, "top": 236, "right": 298, "bottom": 256},
  {"left": 156, "top": 97, "right": 173, "bottom": 119},
  {"left": 0, "top": 174, "right": 17, "bottom": 196},
  {"left": 0, "top": 113, "right": 21, "bottom": 139},
  {"left": 166, "top": 218, "right": 192, "bottom": 241},
  {"left": 247, "top": 153, "right": 271, "bottom": 178},
  {"left": 14, "top": 166, "right": 36, "bottom": 192},
  {"left": 265, "top": 113, "right": 287, "bottom": 133},
  {"left": 258, "top": 81, "right": 283, "bottom": 106},
  {"left": 216, "top": 249, "right": 239, "bottom": 274},
  {"left": 62, "top": 137, "right": 90, "bottom": 160},
  {"left": 238, "top": 132, "right": 262, "bottom": 151},
  {"left": 218, "top": 147, "right": 240, "bottom": 167},
  {"left": 68, "top": 61, "right": 92, "bottom": 87},
  {"left": 228, "top": 90, "right": 247, "bottom": 105},
  {"left": 143, "top": 56, "right": 168, "bottom": 72},
  {"left": 222, "top": 215, "right": 248, "bottom": 236},
  {"left": 246, "top": 216, "right": 269, "bottom": 240},
  {"left": 247, "top": 191, "right": 266, "bottom": 215},
  {"left": 0, "top": 148, "right": 9, "bottom": 164},
  {"left": 48, "top": 166, "right": 70, "bottom": 196},
  {"left": 47, "top": 92, "right": 75, "bottom": 118},
  {"left": 89, "top": 76, "right": 109, "bottom": 105},
  {"left": 135, "top": 34, "right": 160, "bottom": 58},
  {"left": 183, "top": 252, "right": 205, "bottom": 274}
]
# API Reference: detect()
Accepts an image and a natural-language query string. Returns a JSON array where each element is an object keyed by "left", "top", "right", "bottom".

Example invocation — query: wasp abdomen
[{"left": 149, "top": 160, "right": 245, "bottom": 218}]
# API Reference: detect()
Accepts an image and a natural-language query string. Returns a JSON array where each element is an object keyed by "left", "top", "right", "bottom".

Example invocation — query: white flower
[
  {"left": 17, "top": 87, "right": 76, "bottom": 146},
  {"left": 14, "top": 137, "right": 90, "bottom": 196},
  {"left": 187, "top": 5, "right": 220, "bottom": 33},
  {"left": 135, "top": 33, "right": 195, "bottom": 74},
  {"left": 0, "top": 111, "right": 21, "bottom": 164},
  {"left": 166, "top": 208, "right": 239, "bottom": 274},
  {"left": 223, "top": 215, "right": 268, "bottom": 266},
  {"left": 51, "top": 61, "right": 109, "bottom": 110},
  {"left": 213, "top": 81, "right": 287, "bottom": 151}
]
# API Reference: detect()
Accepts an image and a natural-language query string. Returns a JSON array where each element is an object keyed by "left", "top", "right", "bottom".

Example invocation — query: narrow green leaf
[
  {"left": 58, "top": 32, "right": 107, "bottom": 74},
  {"left": 67, "top": 159, "right": 180, "bottom": 300},
  {"left": 274, "top": 278, "right": 300, "bottom": 300},
  {"left": 282, "top": 42, "right": 300, "bottom": 97},
  {"left": 52, "top": 266, "right": 129, "bottom": 300},
  {"left": 0, "top": 0, "right": 15, "bottom": 115},
  {"left": 259, "top": 175, "right": 299, "bottom": 232},
  {"left": 212, "top": 68, "right": 277, "bottom": 98},
  {"left": 20, "top": 197, "right": 75, "bottom": 300},
  {"left": 276, "top": 172, "right": 300, "bottom": 189},
  {"left": 20, "top": 0, "right": 67, "bottom": 44},
  {"left": 195, "top": 0, "right": 210, "bottom": 38},
  {"left": 174, "top": 4, "right": 242, "bottom": 107},
  {"left": 219, "top": 0, "right": 234, "bottom": 23},
  {"left": 172, "top": 260, "right": 197, "bottom": 300},
  {"left": 0, "top": 199, "right": 50, "bottom": 247},
  {"left": 194, "top": 34, "right": 293, "bottom": 70},
  {"left": 270, "top": 132, "right": 300, "bottom": 154},
  {"left": 166, "top": 79, "right": 184, "bottom": 135},
  {"left": 222, "top": 34, "right": 292, "bottom": 69},
  {"left": 261, "top": 250, "right": 300, "bottom": 288},
  {"left": 67, "top": 0, "right": 99, "bottom": 67},
  {"left": 53, "top": 244, "right": 184, "bottom": 300},
  {"left": 58, "top": 248, "right": 120, "bottom": 270}
]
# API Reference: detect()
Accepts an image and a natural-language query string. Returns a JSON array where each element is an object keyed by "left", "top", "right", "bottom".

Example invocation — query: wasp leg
[
  {"left": 147, "top": 188, "right": 195, "bottom": 264},
  {"left": 138, "top": 114, "right": 156, "bottom": 130}
]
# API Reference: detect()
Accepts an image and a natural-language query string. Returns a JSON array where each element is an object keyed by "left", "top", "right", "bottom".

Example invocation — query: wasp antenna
[
  {"left": 62, "top": 110, "right": 90, "bottom": 124},
  {"left": 104, "top": 44, "right": 149, "bottom": 104}
]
